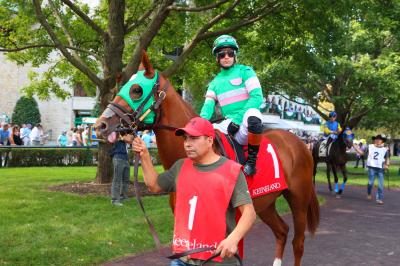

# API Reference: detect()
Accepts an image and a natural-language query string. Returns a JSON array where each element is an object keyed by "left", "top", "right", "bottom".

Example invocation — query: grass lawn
[
  {"left": 0, "top": 166, "right": 299, "bottom": 266},
  {"left": 314, "top": 156, "right": 400, "bottom": 188}
]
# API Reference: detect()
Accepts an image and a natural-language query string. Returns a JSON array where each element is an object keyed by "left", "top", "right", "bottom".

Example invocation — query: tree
[
  {"left": 244, "top": 1, "right": 400, "bottom": 129},
  {"left": 0, "top": 0, "right": 281, "bottom": 183},
  {"left": 12, "top": 96, "right": 41, "bottom": 125}
]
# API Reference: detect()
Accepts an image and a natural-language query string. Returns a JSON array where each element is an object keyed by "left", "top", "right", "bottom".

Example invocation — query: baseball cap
[{"left": 175, "top": 117, "right": 215, "bottom": 138}]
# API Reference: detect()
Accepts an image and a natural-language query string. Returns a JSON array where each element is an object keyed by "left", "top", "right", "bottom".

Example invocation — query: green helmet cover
[
  {"left": 116, "top": 70, "right": 158, "bottom": 124},
  {"left": 212, "top": 35, "right": 239, "bottom": 55}
]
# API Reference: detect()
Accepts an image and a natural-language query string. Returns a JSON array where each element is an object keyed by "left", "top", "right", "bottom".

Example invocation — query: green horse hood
[{"left": 117, "top": 70, "right": 158, "bottom": 124}]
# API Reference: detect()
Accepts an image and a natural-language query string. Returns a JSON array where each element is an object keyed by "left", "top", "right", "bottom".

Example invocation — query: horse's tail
[{"left": 307, "top": 186, "right": 320, "bottom": 236}]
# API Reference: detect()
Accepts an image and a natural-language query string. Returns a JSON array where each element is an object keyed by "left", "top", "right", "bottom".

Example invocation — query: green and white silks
[{"left": 200, "top": 64, "right": 264, "bottom": 125}]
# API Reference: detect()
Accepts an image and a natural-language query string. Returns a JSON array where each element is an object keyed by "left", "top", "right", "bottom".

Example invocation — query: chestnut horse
[{"left": 96, "top": 52, "right": 319, "bottom": 266}]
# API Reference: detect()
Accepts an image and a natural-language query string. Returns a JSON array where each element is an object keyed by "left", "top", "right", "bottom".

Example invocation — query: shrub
[
  {"left": 1, "top": 147, "right": 161, "bottom": 167},
  {"left": 12, "top": 96, "right": 41, "bottom": 125}
]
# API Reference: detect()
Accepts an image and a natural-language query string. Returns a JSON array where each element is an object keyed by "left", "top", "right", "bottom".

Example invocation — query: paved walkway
[{"left": 103, "top": 185, "right": 400, "bottom": 266}]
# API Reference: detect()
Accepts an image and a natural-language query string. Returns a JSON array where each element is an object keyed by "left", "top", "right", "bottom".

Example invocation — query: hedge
[{"left": 0, "top": 147, "right": 161, "bottom": 167}]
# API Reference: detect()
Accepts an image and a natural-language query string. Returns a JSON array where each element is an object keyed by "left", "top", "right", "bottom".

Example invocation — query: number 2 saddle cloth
[{"left": 215, "top": 130, "right": 287, "bottom": 199}]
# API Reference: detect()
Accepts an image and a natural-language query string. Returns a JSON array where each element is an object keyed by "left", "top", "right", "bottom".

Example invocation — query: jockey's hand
[
  {"left": 215, "top": 236, "right": 238, "bottom": 259},
  {"left": 132, "top": 136, "right": 148, "bottom": 157},
  {"left": 227, "top": 122, "right": 240, "bottom": 136}
]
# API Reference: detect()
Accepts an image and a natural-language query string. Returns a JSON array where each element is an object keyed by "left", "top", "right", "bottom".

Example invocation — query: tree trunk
[
  {"left": 95, "top": 86, "right": 117, "bottom": 184},
  {"left": 96, "top": 141, "right": 114, "bottom": 183}
]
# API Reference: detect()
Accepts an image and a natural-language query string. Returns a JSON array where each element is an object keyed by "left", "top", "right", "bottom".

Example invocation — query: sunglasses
[{"left": 217, "top": 50, "right": 235, "bottom": 59}]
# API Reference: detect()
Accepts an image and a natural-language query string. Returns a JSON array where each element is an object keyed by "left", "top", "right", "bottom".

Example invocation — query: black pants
[{"left": 355, "top": 156, "right": 365, "bottom": 168}]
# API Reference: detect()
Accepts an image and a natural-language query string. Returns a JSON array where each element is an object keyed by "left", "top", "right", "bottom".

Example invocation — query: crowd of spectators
[
  {"left": 263, "top": 96, "right": 321, "bottom": 125},
  {"left": 0, "top": 122, "right": 49, "bottom": 146}
]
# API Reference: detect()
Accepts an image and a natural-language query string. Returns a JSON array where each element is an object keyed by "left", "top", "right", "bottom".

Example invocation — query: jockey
[
  {"left": 200, "top": 35, "right": 264, "bottom": 176},
  {"left": 323, "top": 111, "right": 342, "bottom": 145}
]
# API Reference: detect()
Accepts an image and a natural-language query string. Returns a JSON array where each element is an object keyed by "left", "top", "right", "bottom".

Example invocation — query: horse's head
[
  {"left": 95, "top": 51, "right": 168, "bottom": 143},
  {"left": 341, "top": 127, "right": 355, "bottom": 149}
]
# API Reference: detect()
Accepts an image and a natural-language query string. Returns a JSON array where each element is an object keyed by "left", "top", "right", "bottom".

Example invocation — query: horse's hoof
[{"left": 338, "top": 189, "right": 343, "bottom": 195}]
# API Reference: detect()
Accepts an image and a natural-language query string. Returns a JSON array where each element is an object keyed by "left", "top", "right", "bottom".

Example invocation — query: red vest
[{"left": 172, "top": 158, "right": 241, "bottom": 262}]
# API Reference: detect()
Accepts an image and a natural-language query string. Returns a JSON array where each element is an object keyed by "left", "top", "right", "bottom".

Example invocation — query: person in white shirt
[
  {"left": 353, "top": 134, "right": 390, "bottom": 204},
  {"left": 30, "top": 124, "right": 43, "bottom": 146}
]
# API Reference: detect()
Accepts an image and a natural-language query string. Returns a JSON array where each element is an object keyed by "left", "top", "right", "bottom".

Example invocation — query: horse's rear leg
[
  {"left": 284, "top": 193, "right": 308, "bottom": 266},
  {"left": 257, "top": 203, "right": 289, "bottom": 266}
]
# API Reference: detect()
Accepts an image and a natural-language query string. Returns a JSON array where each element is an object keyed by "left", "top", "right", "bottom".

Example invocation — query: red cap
[{"left": 175, "top": 117, "right": 215, "bottom": 138}]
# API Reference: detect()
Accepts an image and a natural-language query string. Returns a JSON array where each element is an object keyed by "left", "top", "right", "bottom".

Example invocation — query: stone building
[{"left": 0, "top": 53, "right": 96, "bottom": 141}]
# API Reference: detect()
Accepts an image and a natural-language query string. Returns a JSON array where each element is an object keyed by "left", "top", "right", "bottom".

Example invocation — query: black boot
[{"left": 243, "top": 132, "right": 262, "bottom": 176}]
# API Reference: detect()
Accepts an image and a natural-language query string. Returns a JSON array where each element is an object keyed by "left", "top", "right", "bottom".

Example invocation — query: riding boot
[{"left": 243, "top": 132, "right": 262, "bottom": 176}]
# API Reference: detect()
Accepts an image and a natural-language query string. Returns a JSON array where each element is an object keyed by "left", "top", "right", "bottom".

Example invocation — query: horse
[
  {"left": 312, "top": 130, "right": 354, "bottom": 196},
  {"left": 95, "top": 51, "right": 319, "bottom": 266}
]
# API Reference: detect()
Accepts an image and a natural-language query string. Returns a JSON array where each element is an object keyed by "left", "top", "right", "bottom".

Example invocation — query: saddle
[
  {"left": 318, "top": 139, "right": 333, "bottom": 157},
  {"left": 213, "top": 130, "right": 287, "bottom": 199}
]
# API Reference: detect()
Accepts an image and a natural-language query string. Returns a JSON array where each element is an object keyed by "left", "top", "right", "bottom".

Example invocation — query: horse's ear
[{"left": 141, "top": 50, "right": 155, "bottom": 79}]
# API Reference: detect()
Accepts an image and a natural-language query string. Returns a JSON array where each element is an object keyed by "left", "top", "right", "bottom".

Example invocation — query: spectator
[
  {"left": 0, "top": 123, "right": 10, "bottom": 167},
  {"left": 141, "top": 130, "right": 153, "bottom": 148},
  {"left": 20, "top": 123, "right": 32, "bottom": 146},
  {"left": 9, "top": 125, "right": 23, "bottom": 146},
  {"left": 71, "top": 128, "right": 81, "bottom": 146},
  {"left": 0, "top": 122, "right": 10, "bottom": 145},
  {"left": 76, "top": 127, "right": 83, "bottom": 146},
  {"left": 354, "top": 142, "right": 366, "bottom": 168},
  {"left": 82, "top": 126, "right": 90, "bottom": 146},
  {"left": 30, "top": 124, "right": 44, "bottom": 146},
  {"left": 57, "top": 131, "right": 68, "bottom": 147},
  {"left": 109, "top": 133, "right": 132, "bottom": 206}
]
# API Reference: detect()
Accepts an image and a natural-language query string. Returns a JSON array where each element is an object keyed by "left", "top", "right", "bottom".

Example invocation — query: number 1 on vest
[{"left": 188, "top": 196, "right": 198, "bottom": 230}]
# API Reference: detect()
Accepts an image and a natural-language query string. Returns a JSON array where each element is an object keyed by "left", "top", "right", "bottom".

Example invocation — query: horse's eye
[{"left": 130, "top": 85, "right": 143, "bottom": 100}]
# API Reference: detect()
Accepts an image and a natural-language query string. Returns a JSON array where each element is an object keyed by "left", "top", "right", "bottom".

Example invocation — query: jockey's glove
[{"left": 227, "top": 122, "right": 240, "bottom": 136}]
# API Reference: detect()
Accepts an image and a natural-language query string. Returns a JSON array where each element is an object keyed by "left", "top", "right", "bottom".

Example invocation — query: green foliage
[
  {"left": 242, "top": 1, "right": 400, "bottom": 129},
  {"left": 11, "top": 96, "right": 41, "bottom": 125}
]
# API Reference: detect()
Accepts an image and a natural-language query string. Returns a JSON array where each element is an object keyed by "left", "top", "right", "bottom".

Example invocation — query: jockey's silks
[
  {"left": 172, "top": 158, "right": 241, "bottom": 262},
  {"left": 200, "top": 64, "right": 263, "bottom": 125},
  {"left": 323, "top": 120, "right": 342, "bottom": 137},
  {"left": 117, "top": 70, "right": 158, "bottom": 124}
]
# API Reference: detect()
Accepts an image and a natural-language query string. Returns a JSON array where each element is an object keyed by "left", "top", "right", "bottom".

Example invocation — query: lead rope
[
  {"left": 167, "top": 246, "right": 243, "bottom": 265},
  {"left": 132, "top": 152, "right": 163, "bottom": 251}
]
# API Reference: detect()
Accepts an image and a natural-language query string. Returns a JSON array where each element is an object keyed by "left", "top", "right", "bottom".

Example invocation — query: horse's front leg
[
  {"left": 331, "top": 164, "right": 340, "bottom": 197},
  {"left": 338, "top": 164, "right": 348, "bottom": 195}
]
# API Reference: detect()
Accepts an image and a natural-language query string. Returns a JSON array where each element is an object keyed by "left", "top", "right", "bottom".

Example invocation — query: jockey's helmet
[
  {"left": 212, "top": 35, "right": 239, "bottom": 55},
  {"left": 329, "top": 111, "right": 337, "bottom": 118}
]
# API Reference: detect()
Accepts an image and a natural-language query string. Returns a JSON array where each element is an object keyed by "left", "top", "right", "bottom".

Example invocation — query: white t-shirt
[
  {"left": 30, "top": 127, "right": 42, "bottom": 142},
  {"left": 367, "top": 144, "right": 388, "bottom": 169}
]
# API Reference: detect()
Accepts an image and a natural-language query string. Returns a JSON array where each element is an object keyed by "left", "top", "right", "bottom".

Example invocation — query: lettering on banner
[
  {"left": 173, "top": 235, "right": 217, "bottom": 253},
  {"left": 252, "top": 182, "right": 281, "bottom": 196}
]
